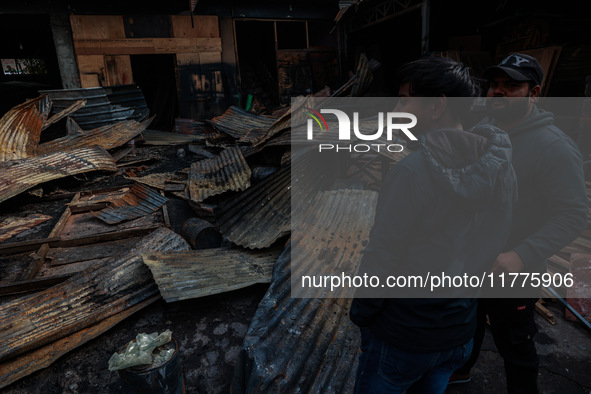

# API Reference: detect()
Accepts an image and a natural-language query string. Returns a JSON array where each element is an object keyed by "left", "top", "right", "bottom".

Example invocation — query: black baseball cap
[{"left": 484, "top": 53, "right": 543, "bottom": 86}]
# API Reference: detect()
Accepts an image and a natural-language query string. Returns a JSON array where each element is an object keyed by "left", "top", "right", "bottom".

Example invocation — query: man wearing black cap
[{"left": 449, "top": 53, "right": 588, "bottom": 393}]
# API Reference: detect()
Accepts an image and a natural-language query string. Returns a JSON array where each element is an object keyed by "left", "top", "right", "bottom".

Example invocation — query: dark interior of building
[{"left": 130, "top": 54, "right": 179, "bottom": 131}]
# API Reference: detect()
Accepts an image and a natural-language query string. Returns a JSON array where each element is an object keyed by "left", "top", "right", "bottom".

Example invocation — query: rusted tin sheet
[
  {"left": 252, "top": 111, "right": 291, "bottom": 147},
  {"left": 215, "top": 155, "right": 330, "bottom": 249},
  {"left": 141, "top": 129, "right": 203, "bottom": 146},
  {"left": 215, "top": 165, "right": 290, "bottom": 249},
  {"left": 0, "top": 295, "right": 159, "bottom": 389},
  {"left": 36, "top": 117, "right": 151, "bottom": 156},
  {"left": 189, "top": 147, "right": 251, "bottom": 203},
  {"left": 142, "top": 245, "right": 282, "bottom": 302},
  {"left": 93, "top": 183, "right": 167, "bottom": 225},
  {"left": 126, "top": 172, "right": 186, "bottom": 191},
  {"left": 0, "top": 147, "right": 117, "bottom": 204},
  {"left": 0, "top": 214, "right": 52, "bottom": 243},
  {"left": 39, "top": 86, "right": 147, "bottom": 129},
  {"left": 41, "top": 99, "right": 86, "bottom": 130},
  {"left": 104, "top": 84, "right": 150, "bottom": 122},
  {"left": 204, "top": 129, "right": 235, "bottom": 148},
  {"left": 0, "top": 227, "right": 190, "bottom": 363},
  {"left": 232, "top": 189, "right": 378, "bottom": 392},
  {"left": 0, "top": 95, "right": 50, "bottom": 161},
  {"left": 205, "top": 105, "right": 277, "bottom": 143}
]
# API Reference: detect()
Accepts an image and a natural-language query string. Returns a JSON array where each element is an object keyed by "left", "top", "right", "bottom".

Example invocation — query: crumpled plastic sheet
[{"left": 108, "top": 329, "right": 173, "bottom": 371}]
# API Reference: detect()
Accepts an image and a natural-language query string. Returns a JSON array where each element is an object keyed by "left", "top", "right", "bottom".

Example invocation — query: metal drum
[{"left": 180, "top": 217, "right": 222, "bottom": 249}]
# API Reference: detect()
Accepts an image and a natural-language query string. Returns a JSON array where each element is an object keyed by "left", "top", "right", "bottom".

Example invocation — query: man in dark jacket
[
  {"left": 450, "top": 53, "right": 588, "bottom": 393},
  {"left": 349, "top": 56, "right": 517, "bottom": 393}
]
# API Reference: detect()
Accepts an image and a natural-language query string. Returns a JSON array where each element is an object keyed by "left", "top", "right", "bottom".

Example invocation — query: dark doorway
[
  {"left": 130, "top": 54, "right": 179, "bottom": 131},
  {"left": 235, "top": 20, "right": 278, "bottom": 109}
]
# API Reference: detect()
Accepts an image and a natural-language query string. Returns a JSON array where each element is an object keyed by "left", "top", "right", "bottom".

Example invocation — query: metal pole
[
  {"left": 546, "top": 286, "right": 591, "bottom": 331},
  {"left": 421, "top": 0, "right": 430, "bottom": 55}
]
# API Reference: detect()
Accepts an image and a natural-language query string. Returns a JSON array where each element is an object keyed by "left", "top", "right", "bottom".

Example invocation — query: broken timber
[
  {"left": 0, "top": 295, "right": 159, "bottom": 389},
  {"left": 0, "top": 214, "right": 52, "bottom": 243},
  {"left": 0, "top": 227, "right": 190, "bottom": 363}
]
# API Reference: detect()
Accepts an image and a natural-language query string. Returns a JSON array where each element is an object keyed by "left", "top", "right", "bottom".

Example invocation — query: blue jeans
[{"left": 354, "top": 328, "right": 473, "bottom": 394}]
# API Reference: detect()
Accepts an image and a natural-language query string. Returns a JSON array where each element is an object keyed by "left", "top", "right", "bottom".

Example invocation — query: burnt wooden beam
[
  {"left": 0, "top": 295, "right": 159, "bottom": 389},
  {"left": 0, "top": 275, "right": 71, "bottom": 297},
  {"left": 0, "top": 228, "right": 190, "bottom": 363},
  {"left": 0, "top": 238, "right": 61, "bottom": 256}
]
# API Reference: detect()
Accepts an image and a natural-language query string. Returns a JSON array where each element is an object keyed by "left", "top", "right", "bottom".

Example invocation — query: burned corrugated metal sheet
[
  {"left": 0, "top": 147, "right": 117, "bottom": 204},
  {"left": 41, "top": 99, "right": 86, "bottom": 131},
  {"left": 36, "top": 117, "right": 151, "bottom": 156},
  {"left": 39, "top": 86, "right": 146, "bottom": 129},
  {"left": 0, "top": 227, "right": 190, "bottom": 363},
  {"left": 205, "top": 106, "right": 277, "bottom": 143},
  {"left": 232, "top": 189, "right": 378, "bottom": 392},
  {"left": 0, "top": 214, "right": 52, "bottom": 243},
  {"left": 189, "top": 147, "right": 251, "bottom": 203},
  {"left": 104, "top": 85, "right": 150, "bottom": 122},
  {"left": 204, "top": 129, "right": 235, "bottom": 148},
  {"left": 215, "top": 166, "right": 290, "bottom": 249},
  {"left": 142, "top": 245, "right": 282, "bottom": 302},
  {"left": 215, "top": 155, "right": 330, "bottom": 249},
  {"left": 252, "top": 109, "right": 291, "bottom": 147},
  {"left": 141, "top": 129, "right": 203, "bottom": 146},
  {"left": 0, "top": 95, "right": 50, "bottom": 161},
  {"left": 93, "top": 183, "right": 167, "bottom": 225},
  {"left": 126, "top": 172, "right": 186, "bottom": 191}
]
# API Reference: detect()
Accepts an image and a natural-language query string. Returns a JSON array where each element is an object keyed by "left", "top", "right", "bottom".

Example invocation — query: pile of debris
[
  {"left": 0, "top": 53, "right": 386, "bottom": 391},
  {"left": 0, "top": 52, "right": 589, "bottom": 392}
]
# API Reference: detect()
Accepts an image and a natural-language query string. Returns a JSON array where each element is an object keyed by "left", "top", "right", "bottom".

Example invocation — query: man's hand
[{"left": 491, "top": 251, "right": 525, "bottom": 275}]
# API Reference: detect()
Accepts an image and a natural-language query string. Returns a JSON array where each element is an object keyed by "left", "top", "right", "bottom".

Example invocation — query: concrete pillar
[{"left": 49, "top": 13, "right": 81, "bottom": 89}]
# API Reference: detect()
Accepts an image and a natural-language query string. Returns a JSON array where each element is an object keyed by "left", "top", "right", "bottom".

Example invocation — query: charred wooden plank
[
  {"left": 0, "top": 227, "right": 190, "bottom": 363},
  {"left": 0, "top": 295, "right": 159, "bottom": 389},
  {"left": 41, "top": 99, "right": 86, "bottom": 130},
  {"left": 0, "top": 214, "right": 52, "bottom": 244},
  {"left": 0, "top": 275, "right": 71, "bottom": 297},
  {"left": 0, "top": 238, "right": 61, "bottom": 256}
]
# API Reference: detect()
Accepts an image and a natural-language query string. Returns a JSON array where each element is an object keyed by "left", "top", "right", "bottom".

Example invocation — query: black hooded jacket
[
  {"left": 483, "top": 105, "right": 588, "bottom": 272},
  {"left": 349, "top": 125, "right": 517, "bottom": 353}
]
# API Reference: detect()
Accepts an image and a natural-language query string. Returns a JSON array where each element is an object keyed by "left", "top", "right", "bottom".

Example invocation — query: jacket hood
[
  {"left": 479, "top": 104, "right": 554, "bottom": 136},
  {"left": 507, "top": 105, "right": 554, "bottom": 135},
  {"left": 420, "top": 125, "right": 517, "bottom": 211}
]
